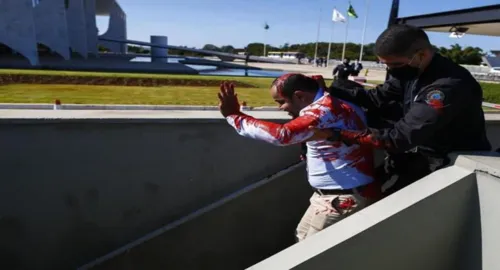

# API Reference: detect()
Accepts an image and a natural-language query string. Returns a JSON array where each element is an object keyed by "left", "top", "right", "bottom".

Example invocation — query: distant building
[
  {"left": 233, "top": 49, "right": 246, "bottom": 55},
  {"left": 267, "top": 51, "right": 305, "bottom": 60},
  {"left": 492, "top": 50, "right": 500, "bottom": 57},
  {"left": 0, "top": 0, "right": 127, "bottom": 66}
]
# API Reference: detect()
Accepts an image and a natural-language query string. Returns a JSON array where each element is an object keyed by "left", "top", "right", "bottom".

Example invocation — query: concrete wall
[
  {"left": 248, "top": 154, "right": 500, "bottom": 270},
  {"left": 33, "top": 0, "right": 71, "bottom": 60},
  {"left": 476, "top": 171, "right": 500, "bottom": 270},
  {"left": 0, "top": 116, "right": 498, "bottom": 269},
  {"left": 0, "top": 119, "right": 300, "bottom": 270},
  {"left": 66, "top": 0, "right": 88, "bottom": 58},
  {"left": 0, "top": 0, "right": 39, "bottom": 65},
  {"left": 80, "top": 119, "right": 500, "bottom": 270},
  {"left": 77, "top": 118, "right": 500, "bottom": 270},
  {"left": 98, "top": 1, "right": 127, "bottom": 53},
  {"left": 95, "top": 0, "right": 114, "bottom": 15},
  {"left": 81, "top": 163, "right": 311, "bottom": 270},
  {"left": 485, "top": 119, "right": 500, "bottom": 150},
  {"left": 85, "top": 0, "right": 99, "bottom": 56}
]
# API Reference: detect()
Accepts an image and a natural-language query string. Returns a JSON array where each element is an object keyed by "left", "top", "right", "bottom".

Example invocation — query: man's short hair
[
  {"left": 272, "top": 73, "right": 319, "bottom": 98},
  {"left": 375, "top": 24, "right": 432, "bottom": 57}
]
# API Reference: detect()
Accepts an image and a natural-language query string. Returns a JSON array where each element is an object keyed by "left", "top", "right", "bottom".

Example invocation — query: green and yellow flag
[{"left": 347, "top": 4, "right": 358, "bottom": 18}]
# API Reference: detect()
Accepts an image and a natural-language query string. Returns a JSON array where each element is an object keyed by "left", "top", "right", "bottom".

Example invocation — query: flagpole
[
  {"left": 341, "top": 15, "right": 349, "bottom": 60},
  {"left": 359, "top": 0, "right": 370, "bottom": 61},
  {"left": 326, "top": 8, "right": 336, "bottom": 68},
  {"left": 313, "top": 6, "right": 322, "bottom": 65},
  {"left": 263, "top": 31, "right": 267, "bottom": 57},
  {"left": 263, "top": 23, "right": 269, "bottom": 57}
]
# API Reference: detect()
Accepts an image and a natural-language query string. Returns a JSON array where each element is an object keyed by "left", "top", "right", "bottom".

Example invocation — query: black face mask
[{"left": 386, "top": 65, "right": 420, "bottom": 81}]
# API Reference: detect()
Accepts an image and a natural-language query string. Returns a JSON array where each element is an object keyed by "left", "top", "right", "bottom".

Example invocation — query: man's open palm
[{"left": 218, "top": 81, "right": 241, "bottom": 117}]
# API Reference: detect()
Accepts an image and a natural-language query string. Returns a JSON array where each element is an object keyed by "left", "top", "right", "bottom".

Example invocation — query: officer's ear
[{"left": 416, "top": 49, "right": 429, "bottom": 63}]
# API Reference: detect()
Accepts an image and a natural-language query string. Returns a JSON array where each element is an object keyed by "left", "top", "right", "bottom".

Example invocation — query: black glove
[
  {"left": 326, "top": 128, "right": 352, "bottom": 146},
  {"left": 326, "top": 128, "right": 342, "bottom": 142}
]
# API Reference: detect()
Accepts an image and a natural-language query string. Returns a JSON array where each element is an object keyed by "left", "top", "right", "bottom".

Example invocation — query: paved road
[{"left": 247, "top": 62, "right": 388, "bottom": 81}]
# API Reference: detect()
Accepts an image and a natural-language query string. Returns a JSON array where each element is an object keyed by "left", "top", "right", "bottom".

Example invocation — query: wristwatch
[{"left": 326, "top": 128, "right": 342, "bottom": 142}]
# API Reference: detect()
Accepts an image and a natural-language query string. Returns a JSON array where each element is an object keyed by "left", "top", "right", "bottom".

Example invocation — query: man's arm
[
  {"left": 329, "top": 77, "right": 403, "bottom": 111},
  {"left": 336, "top": 80, "right": 468, "bottom": 152},
  {"left": 226, "top": 112, "right": 319, "bottom": 146}
]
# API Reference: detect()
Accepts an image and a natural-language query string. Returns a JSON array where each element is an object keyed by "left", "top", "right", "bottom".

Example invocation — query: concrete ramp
[
  {"left": 79, "top": 162, "right": 312, "bottom": 270},
  {"left": 248, "top": 153, "right": 500, "bottom": 270}
]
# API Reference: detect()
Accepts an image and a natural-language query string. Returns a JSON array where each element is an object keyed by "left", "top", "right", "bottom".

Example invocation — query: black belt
[{"left": 313, "top": 187, "right": 360, "bottom": 195}]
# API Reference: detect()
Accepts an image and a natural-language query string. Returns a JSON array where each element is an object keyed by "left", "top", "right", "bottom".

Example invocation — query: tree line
[{"left": 113, "top": 42, "right": 487, "bottom": 65}]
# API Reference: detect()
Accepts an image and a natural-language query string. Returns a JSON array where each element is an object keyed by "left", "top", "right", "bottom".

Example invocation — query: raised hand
[{"left": 218, "top": 81, "right": 241, "bottom": 117}]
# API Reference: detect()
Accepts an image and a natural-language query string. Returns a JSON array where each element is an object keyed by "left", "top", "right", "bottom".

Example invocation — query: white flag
[
  {"left": 332, "top": 9, "right": 346, "bottom": 22},
  {"left": 449, "top": 32, "right": 465, "bottom": 38}
]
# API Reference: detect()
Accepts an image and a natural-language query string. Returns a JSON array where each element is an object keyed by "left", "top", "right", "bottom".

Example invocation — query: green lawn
[
  {"left": 0, "top": 70, "right": 277, "bottom": 106},
  {"left": 0, "top": 69, "right": 498, "bottom": 110},
  {"left": 0, "top": 84, "right": 278, "bottom": 106},
  {"left": 481, "top": 82, "right": 500, "bottom": 104}
]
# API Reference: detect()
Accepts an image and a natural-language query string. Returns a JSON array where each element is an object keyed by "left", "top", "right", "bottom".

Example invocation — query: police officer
[
  {"left": 332, "top": 58, "right": 353, "bottom": 82},
  {"left": 351, "top": 59, "right": 364, "bottom": 76},
  {"left": 318, "top": 24, "right": 491, "bottom": 195}
]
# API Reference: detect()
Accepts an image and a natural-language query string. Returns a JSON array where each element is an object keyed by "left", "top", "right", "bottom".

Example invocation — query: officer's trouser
[{"left": 378, "top": 152, "right": 449, "bottom": 196}]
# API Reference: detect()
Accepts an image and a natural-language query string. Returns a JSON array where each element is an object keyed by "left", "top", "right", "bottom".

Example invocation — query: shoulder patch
[
  {"left": 425, "top": 90, "right": 445, "bottom": 110},
  {"left": 426, "top": 90, "right": 445, "bottom": 101}
]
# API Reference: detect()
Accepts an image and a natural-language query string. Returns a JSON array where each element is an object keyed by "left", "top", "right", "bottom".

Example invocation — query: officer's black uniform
[
  {"left": 352, "top": 62, "right": 363, "bottom": 76},
  {"left": 328, "top": 53, "right": 491, "bottom": 194},
  {"left": 332, "top": 62, "right": 352, "bottom": 81}
]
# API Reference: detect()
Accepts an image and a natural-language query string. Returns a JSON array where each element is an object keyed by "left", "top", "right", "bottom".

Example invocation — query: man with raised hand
[{"left": 218, "top": 74, "right": 380, "bottom": 241}]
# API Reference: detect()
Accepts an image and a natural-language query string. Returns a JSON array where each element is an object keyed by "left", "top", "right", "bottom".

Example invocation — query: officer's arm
[
  {"left": 333, "top": 66, "right": 339, "bottom": 75},
  {"left": 225, "top": 111, "right": 319, "bottom": 146},
  {"left": 337, "top": 81, "right": 467, "bottom": 152},
  {"left": 329, "top": 77, "right": 402, "bottom": 111}
]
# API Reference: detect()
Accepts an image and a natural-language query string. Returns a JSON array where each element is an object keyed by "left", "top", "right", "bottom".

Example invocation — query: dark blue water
[
  {"left": 199, "top": 68, "right": 286, "bottom": 77},
  {"left": 132, "top": 57, "right": 287, "bottom": 77}
]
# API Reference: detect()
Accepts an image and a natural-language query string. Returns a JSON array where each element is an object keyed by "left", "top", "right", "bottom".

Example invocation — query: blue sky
[{"left": 96, "top": 0, "right": 500, "bottom": 52}]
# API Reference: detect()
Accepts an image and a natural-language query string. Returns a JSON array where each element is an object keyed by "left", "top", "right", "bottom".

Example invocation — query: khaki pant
[{"left": 296, "top": 192, "right": 369, "bottom": 242}]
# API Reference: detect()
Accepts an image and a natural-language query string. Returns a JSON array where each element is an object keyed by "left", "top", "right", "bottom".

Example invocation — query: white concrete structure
[
  {"left": 34, "top": 0, "right": 71, "bottom": 60},
  {"left": 66, "top": 0, "right": 88, "bottom": 58},
  {"left": 0, "top": 0, "right": 126, "bottom": 65},
  {"left": 0, "top": 0, "right": 39, "bottom": 65},
  {"left": 85, "top": 0, "right": 99, "bottom": 56},
  {"left": 267, "top": 51, "right": 305, "bottom": 59},
  {"left": 97, "top": 0, "right": 127, "bottom": 53}
]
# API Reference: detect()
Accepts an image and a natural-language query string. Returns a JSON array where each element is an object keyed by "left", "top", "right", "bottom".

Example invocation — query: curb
[{"left": 0, "top": 103, "right": 280, "bottom": 111}]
